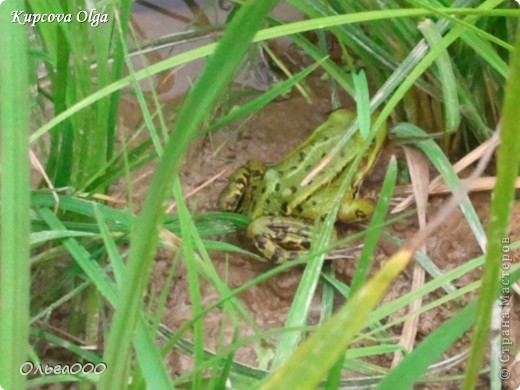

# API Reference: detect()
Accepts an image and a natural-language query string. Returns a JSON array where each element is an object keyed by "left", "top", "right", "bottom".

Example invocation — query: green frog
[{"left": 218, "top": 109, "right": 386, "bottom": 263}]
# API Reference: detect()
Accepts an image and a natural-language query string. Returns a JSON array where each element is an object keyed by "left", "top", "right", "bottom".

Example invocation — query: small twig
[
  {"left": 397, "top": 176, "right": 520, "bottom": 198},
  {"left": 166, "top": 168, "right": 227, "bottom": 213},
  {"left": 77, "top": 192, "right": 127, "bottom": 205},
  {"left": 29, "top": 149, "right": 60, "bottom": 213},
  {"left": 159, "top": 227, "right": 182, "bottom": 247}
]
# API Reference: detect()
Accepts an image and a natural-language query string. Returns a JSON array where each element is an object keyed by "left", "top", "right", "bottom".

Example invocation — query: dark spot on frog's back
[
  {"left": 290, "top": 186, "right": 297, "bottom": 194},
  {"left": 281, "top": 202, "right": 288, "bottom": 213},
  {"left": 305, "top": 165, "right": 312, "bottom": 171},
  {"left": 296, "top": 205, "right": 304, "bottom": 213},
  {"left": 274, "top": 229, "right": 288, "bottom": 240},
  {"left": 275, "top": 183, "right": 281, "bottom": 192},
  {"left": 299, "top": 151, "right": 306, "bottom": 161}
]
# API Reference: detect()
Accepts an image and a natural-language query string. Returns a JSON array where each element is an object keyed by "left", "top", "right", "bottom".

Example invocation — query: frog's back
[{"left": 277, "top": 110, "right": 361, "bottom": 209}]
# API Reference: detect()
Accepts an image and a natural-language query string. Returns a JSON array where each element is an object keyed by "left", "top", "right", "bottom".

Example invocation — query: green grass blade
[
  {"left": 39, "top": 207, "right": 173, "bottom": 388},
  {"left": 379, "top": 262, "right": 520, "bottom": 389},
  {"left": 30, "top": 8, "right": 520, "bottom": 144},
  {"left": 173, "top": 179, "right": 204, "bottom": 390},
  {"left": 351, "top": 157, "right": 397, "bottom": 293},
  {"left": 96, "top": 210, "right": 175, "bottom": 390},
  {"left": 0, "top": 2, "right": 31, "bottom": 389},
  {"left": 371, "top": 0, "right": 504, "bottom": 134},
  {"left": 133, "top": 320, "right": 174, "bottom": 390},
  {"left": 261, "top": 249, "right": 413, "bottom": 390},
  {"left": 32, "top": 193, "right": 135, "bottom": 226},
  {"left": 272, "top": 114, "right": 387, "bottom": 368},
  {"left": 30, "top": 230, "right": 97, "bottom": 246},
  {"left": 366, "top": 244, "right": 516, "bottom": 328},
  {"left": 460, "top": 31, "right": 509, "bottom": 77},
  {"left": 419, "top": 19, "right": 460, "bottom": 135},
  {"left": 463, "top": 30, "right": 520, "bottom": 390},
  {"left": 31, "top": 328, "right": 102, "bottom": 364},
  {"left": 38, "top": 208, "right": 119, "bottom": 303},
  {"left": 106, "top": 0, "right": 133, "bottom": 161},
  {"left": 322, "top": 264, "right": 342, "bottom": 390},
  {"left": 204, "top": 59, "right": 325, "bottom": 135},
  {"left": 353, "top": 70, "right": 371, "bottom": 139},
  {"left": 99, "top": 2, "right": 278, "bottom": 388},
  {"left": 377, "top": 302, "right": 476, "bottom": 389},
  {"left": 391, "top": 123, "right": 486, "bottom": 250},
  {"left": 270, "top": 182, "right": 340, "bottom": 367}
]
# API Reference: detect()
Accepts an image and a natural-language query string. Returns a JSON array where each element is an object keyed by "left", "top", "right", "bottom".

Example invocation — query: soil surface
[
  {"left": 116, "top": 70, "right": 520, "bottom": 388},
  {"left": 29, "top": 3, "right": 520, "bottom": 389}
]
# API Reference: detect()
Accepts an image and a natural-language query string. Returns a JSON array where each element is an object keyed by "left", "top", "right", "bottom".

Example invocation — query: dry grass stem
[
  {"left": 166, "top": 168, "right": 227, "bottom": 213},
  {"left": 392, "top": 146, "right": 429, "bottom": 367},
  {"left": 392, "top": 136, "right": 501, "bottom": 213}
]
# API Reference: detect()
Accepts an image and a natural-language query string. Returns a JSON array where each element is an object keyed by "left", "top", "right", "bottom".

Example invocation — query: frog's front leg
[
  {"left": 218, "top": 160, "right": 266, "bottom": 212},
  {"left": 246, "top": 216, "right": 319, "bottom": 263}
]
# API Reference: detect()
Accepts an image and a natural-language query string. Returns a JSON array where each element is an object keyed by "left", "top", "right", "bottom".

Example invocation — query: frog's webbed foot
[{"left": 246, "top": 216, "right": 314, "bottom": 264}]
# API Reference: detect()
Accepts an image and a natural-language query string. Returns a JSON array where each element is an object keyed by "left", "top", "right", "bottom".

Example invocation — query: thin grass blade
[
  {"left": 391, "top": 123, "right": 486, "bottom": 250},
  {"left": 351, "top": 157, "right": 397, "bottom": 293},
  {"left": 353, "top": 70, "right": 371, "bottom": 139},
  {"left": 0, "top": 2, "right": 31, "bottom": 389},
  {"left": 419, "top": 19, "right": 460, "bottom": 134},
  {"left": 377, "top": 302, "right": 476, "bottom": 390},
  {"left": 99, "top": 2, "right": 278, "bottom": 388},
  {"left": 463, "top": 30, "right": 520, "bottom": 390},
  {"left": 261, "top": 249, "right": 414, "bottom": 390}
]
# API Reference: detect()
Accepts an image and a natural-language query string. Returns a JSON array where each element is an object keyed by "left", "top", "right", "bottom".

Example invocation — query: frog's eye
[{"left": 355, "top": 209, "right": 366, "bottom": 219}]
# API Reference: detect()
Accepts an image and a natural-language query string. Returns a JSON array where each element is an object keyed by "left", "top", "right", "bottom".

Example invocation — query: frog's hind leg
[
  {"left": 246, "top": 216, "right": 314, "bottom": 264},
  {"left": 218, "top": 160, "right": 265, "bottom": 212}
]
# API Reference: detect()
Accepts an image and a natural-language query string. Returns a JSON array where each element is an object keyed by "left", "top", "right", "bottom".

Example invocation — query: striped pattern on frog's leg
[
  {"left": 246, "top": 216, "right": 315, "bottom": 263},
  {"left": 217, "top": 160, "right": 266, "bottom": 212}
]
